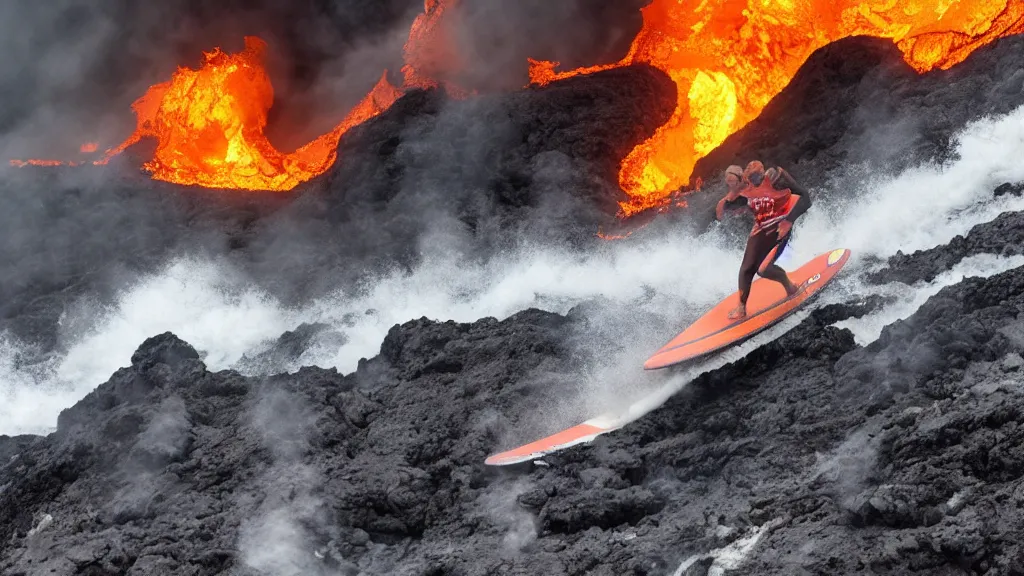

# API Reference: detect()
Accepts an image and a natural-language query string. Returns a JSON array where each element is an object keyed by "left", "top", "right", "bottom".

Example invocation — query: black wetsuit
[{"left": 729, "top": 168, "right": 811, "bottom": 304}]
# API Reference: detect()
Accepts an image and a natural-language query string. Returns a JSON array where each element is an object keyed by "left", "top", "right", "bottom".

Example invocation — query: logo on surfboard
[
  {"left": 827, "top": 249, "right": 845, "bottom": 266},
  {"left": 807, "top": 273, "right": 822, "bottom": 285}
]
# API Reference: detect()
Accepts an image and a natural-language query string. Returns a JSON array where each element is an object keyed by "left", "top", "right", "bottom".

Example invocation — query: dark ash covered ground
[{"left": 4, "top": 204, "right": 1024, "bottom": 574}]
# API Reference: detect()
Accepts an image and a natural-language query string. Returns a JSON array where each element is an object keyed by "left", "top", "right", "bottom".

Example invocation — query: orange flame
[
  {"left": 11, "top": 37, "right": 403, "bottom": 190},
  {"left": 10, "top": 1, "right": 467, "bottom": 189},
  {"left": 88, "top": 36, "right": 402, "bottom": 190},
  {"left": 79, "top": 142, "right": 99, "bottom": 153},
  {"left": 531, "top": 0, "right": 1024, "bottom": 216}
]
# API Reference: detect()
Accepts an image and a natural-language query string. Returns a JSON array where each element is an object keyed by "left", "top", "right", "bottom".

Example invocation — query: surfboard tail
[{"left": 484, "top": 416, "right": 622, "bottom": 466}]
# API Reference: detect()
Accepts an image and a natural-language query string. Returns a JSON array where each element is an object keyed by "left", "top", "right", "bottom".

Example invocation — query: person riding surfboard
[{"left": 717, "top": 161, "right": 812, "bottom": 320}]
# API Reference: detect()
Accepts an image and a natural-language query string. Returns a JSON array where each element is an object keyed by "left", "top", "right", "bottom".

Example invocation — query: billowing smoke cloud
[
  {"left": 813, "top": 427, "right": 881, "bottom": 511},
  {"left": 477, "top": 479, "right": 539, "bottom": 555},
  {"left": 239, "top": 388, "right": 332, "bottom": 575},
  {"left": 421, "top": 0, "right": 646, "bottom": 92}
]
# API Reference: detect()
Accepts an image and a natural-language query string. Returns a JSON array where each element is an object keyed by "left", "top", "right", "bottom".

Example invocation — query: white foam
[
  {"left": 3, "top": 104, "right": 1024, "bottom": 435},
  {"left": 836, "top": 253, "right": 1024, "bottom": 344},
  {"left": 0, "top": 258, "right": 296, "bottom": 435}
]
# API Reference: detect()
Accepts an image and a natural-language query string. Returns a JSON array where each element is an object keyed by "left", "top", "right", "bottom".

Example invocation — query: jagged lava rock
[
  {"left": 5, "top": 248, "right": 1024, "bottom": 574},
  {"left": 868, "top": 209, "right": 1024, "bottom": 285}
]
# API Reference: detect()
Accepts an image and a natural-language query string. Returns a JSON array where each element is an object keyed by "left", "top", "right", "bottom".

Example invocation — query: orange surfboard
[
  {"left": 484, "top": 414, "right": 623, "bottom": 466},
  {"left": 644, "top": 248, "right": 851, "bottom": 370}
]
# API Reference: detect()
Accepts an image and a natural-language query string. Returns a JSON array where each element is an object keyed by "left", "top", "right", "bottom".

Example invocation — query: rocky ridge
[{"left": 4, "top": 209, "right": 1024, "bottom": 575}]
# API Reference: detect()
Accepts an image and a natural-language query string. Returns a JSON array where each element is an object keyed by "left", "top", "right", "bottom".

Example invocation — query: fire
[
  {"left": 530, "top": 0, "right": 1024, "bottom": 216},
  {"left": 10, "top": 0, "right": 466, "bottom": 189},
  {"left": 12, "top": 37, "right": 403, "bottom": 190},
  {"left": 11, "top": 0, "right": 1020, "bottom": 206},
  {"left": 88, "top": 36, "right": 401, "bottom": 191}
]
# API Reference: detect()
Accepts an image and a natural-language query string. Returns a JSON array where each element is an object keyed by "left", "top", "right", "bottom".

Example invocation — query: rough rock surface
[
  {"left": 4, "top": 225, "right": 1024, "bottom": 575},
  {"left": 235, "top": 322, "right": 349, "bottom": 376},
  {"left": 869, "top": 207, "right": 1024, "bottom": 285}
]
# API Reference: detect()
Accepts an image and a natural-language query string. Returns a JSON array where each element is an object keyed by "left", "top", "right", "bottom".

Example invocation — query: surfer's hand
[{"left": 777, "top": 220, "right": 792, "bottom": 237}]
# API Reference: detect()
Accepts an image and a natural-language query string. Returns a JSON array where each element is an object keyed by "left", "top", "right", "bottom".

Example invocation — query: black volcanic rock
[
  {"left": 994, "top": 181, "right": 1024, "bottom": 197},
  {"left": 868, "top": 209, "right": 1024, "bottom": 285},
  {"left": 328, "top": 63, "right": 677, "bottom": 223},
  {"left": 236, "top": 322, "right": 349, "bottom": 375},
  {"left": 244, "top": 64, "right": 677, "bottom": 302},
  {"left": 0, "top": 308, "right": 595, "bottom": 575},
  {"left": 4, "top": 241, "right": 1024, "bottom": 574}
]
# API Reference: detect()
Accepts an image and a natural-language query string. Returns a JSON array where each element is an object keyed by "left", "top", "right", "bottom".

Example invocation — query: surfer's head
[
  {"left": 744, "top": 161, "right": 766, "bottom": 186},
  {"left": 724, "top": 164, "right": 744, "bottom": 190}
]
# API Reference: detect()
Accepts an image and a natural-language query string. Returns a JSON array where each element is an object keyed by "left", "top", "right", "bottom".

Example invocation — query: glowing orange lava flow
[
  {"left": 10, "top": 1, "right": 463, "bottom": 189},
  {"left": 10, "top": 37, "right": 403, "bottom": 190},
  {"left": 401, "top": 0, "right": 473, "bottom": 98},
  {"left": 402, "top": 0, "right": 456, "bottom": 90},
  {"left": 90, "top": 36, "right": 402, "bottom": 190},
  {"left": 530, "top": 0, "right": 1024, "bottom": 216}
]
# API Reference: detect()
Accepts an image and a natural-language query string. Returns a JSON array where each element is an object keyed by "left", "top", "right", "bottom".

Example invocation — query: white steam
[
  {"left": 673, "top": 522, "right": 774, "bottom": 576},
  {"left": 3, "top": 104, "right": 1024, "bottom": 436}
]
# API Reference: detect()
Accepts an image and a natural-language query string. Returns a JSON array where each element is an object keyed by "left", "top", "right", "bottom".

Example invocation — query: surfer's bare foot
[
  {"left": 784, "top": 280, "right": 799, "bottom": 297},
  {"left": 727, "top": 303, "right": 746, "bottom": 320}
]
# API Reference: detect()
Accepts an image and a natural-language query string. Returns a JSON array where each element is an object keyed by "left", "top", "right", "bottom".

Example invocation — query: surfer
[{"left": 722, "top": 161, "right": 812, "bottom": 320}]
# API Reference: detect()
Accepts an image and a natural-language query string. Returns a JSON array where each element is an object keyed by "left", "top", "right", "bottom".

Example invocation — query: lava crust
[{"left": 4, "top": 222, "right": 1024, "bottom": 574}]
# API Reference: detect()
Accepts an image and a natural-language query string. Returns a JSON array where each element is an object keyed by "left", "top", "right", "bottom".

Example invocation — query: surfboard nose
[{"left": 643, "top": 356, "right": 664, "bottom": 370}]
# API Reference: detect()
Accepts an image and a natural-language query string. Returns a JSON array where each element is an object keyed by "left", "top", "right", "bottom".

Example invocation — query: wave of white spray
[
  {"left": 835, "top": 253, "right": 1024, "bottom": 344},
  {"left": 0, "top": 258, "right": 295, "bottom": 434},
  {"left": 3, "top": 104, "right": 1024, "bottom": 436}
]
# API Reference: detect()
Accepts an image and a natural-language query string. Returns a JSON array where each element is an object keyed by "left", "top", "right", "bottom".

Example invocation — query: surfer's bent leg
[
  {"left": 732, "top": 227, "right": 798, "bottom": 319},
  {"left": 757, "top": 230, "right": 799, "bottom": 296}
]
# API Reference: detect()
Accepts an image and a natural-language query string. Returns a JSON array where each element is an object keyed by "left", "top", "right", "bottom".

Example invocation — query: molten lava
[
  {"left": 402, "top": 0, "right": 456, "bottom": 91},
  {"left": 11, "top": 37, "right": 403, "bottom": 190},
  {"left": 10, "top": 0, "right": 1022, "bottom": 210},
  {"left": 530, "top": 0, "right": 1024, "bottom": 216},
  {"left": 88, "top": 36, "right": 401, "bottom": 191},
  {"left": 10, "top": 1, "right": 463, "bottom": 189}
]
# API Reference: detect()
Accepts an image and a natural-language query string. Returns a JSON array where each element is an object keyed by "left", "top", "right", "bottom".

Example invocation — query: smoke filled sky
[{"left": 0, "top": 0, "right": 645, "bottom": 158}]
